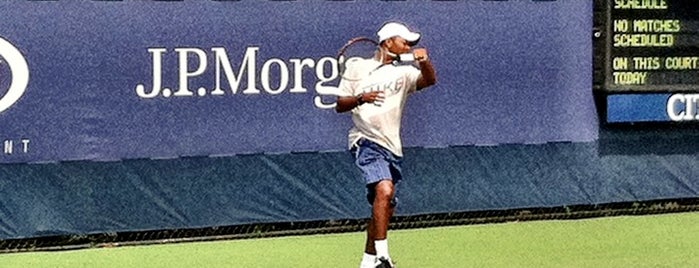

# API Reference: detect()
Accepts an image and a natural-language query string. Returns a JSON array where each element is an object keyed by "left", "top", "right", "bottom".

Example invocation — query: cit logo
[{"left": 0, "top": 37, "right": 29, "bottom": 114}]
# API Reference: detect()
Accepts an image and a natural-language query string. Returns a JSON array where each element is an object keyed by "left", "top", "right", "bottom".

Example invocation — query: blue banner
[
  {"left": 0, "top": 1, "right": 597, "bottom": 163},
  {"left": 607, "top": 93, "right": 699, "bottom": 123}
]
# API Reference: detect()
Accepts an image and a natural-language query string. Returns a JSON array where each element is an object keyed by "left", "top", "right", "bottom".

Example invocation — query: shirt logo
[{"left": 362, "top": 76, "right": 407, "bottom": 97}]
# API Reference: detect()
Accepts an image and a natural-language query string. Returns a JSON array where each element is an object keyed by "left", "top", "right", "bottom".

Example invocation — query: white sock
[
  {"left": 374, "top": 239, "right": 390, "bottom": 259},
  {"left": 360, "top": 253, "right": 376, "bottom": 268}
]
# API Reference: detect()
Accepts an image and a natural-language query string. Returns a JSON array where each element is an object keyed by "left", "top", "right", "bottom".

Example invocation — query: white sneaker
[
  {"left": 360, "top": 253, "right": 377, "bottom": 268},
  {"left": 360, "top": 259, "right": 376, "bottom": 268}
]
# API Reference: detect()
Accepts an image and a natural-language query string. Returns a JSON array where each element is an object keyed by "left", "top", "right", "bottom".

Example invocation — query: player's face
[{"left": 386, "top": 37, "right": 412, "bottom": 55}]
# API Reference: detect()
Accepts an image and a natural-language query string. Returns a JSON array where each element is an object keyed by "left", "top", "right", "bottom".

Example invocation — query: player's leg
[
  {"left": 360, "top": 219, "right": 377, "bottom": 268},
  {"left": 371, "top": 180, "right": 396, "bottom": 267},
  {"left": 364, "top": 180, "right": 395, "bottom": 253},
  {"left": 361, "top": 180, "right": 395, "bottom": 268},
  {"left": 371, "top": 180, "right": 394, "bottom": 241},
  {"left": 354, "top": 139, "right": 401, "bottom": 268},
  {"left": 365, "top": 218, "right": 376, "bottom": 254}
]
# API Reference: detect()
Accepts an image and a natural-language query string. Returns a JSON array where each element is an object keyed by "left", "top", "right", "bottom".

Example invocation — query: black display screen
[{"left": 601, "top": 0, "right": 699, "bottom": 93}]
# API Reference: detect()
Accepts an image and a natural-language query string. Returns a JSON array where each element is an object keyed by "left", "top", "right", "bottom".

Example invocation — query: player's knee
[
  {"left": 374, "top": 180, "right": 394, "bottom": 200},
  {"left": 367, "top": 193, "right": 398, "bottom": 207},
  {"left": 366, "top": 180, "right": 395, "bottom": 205}
]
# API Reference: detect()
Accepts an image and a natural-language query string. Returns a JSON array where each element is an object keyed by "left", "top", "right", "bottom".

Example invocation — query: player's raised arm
[{"left": 414, "top": 48, "right": 437, "bottom": 90}]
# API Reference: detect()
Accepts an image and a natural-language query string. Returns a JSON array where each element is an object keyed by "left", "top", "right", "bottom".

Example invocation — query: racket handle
[{"left": 398, "top": 53, "right": 414, "bottom": 62}]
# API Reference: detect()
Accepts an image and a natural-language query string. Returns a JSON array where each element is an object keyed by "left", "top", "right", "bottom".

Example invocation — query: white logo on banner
[
  {"left": 0, "top": 37, "right": 29, "bottom": 114},
  {"left": 134, "top": 47, "right": 344, "bottom": 109},
  {"left": 667, "top": 94, "right": 699, "bottom": 121}
]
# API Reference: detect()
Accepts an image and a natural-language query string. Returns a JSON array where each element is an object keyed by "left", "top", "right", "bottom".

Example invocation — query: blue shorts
[
  {"left": 351, "top": 138, "right": 403, "bottom": 184},
  {"left": 350, "top": 138, "right": 403, "bottom": 205}
]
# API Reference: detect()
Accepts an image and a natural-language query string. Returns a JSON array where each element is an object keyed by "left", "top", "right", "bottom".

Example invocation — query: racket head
[{"left": 337, "top": 37, "right": 380, "bottom": 82}]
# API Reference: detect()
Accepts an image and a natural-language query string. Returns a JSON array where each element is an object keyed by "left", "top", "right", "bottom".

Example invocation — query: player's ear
[{"left": 384, "top": 38, "right": 394, "bottom": 49}]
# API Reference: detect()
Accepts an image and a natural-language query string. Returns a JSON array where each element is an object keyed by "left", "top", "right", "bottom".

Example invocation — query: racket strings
[{"left": 337, "top": 37, "right": 380, "bottom": 82}]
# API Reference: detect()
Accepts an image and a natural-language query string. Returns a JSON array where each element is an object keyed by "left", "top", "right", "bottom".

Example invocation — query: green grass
[{"left": 1, "top": 212, "right": 698, "bottom": 268}]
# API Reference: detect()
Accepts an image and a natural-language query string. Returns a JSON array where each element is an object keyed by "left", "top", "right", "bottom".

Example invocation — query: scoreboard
[{"left": 594, "top": 0, "right": 699, "bottom": 123}]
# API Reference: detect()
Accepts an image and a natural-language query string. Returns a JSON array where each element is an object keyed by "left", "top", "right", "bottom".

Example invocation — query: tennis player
[{"left": 335, "top": 22, "right": 437, "bottom": 268}]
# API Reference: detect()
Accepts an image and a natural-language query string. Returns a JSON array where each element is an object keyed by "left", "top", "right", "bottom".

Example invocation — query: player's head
[
  {"left": 377, "top": 22, "right": 421, "bottom": 46},
  {"left": 377, "top": 22, "right": 421, "bottom": 57}
]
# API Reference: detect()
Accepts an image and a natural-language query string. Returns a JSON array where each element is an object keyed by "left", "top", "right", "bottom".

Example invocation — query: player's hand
[
  {"left": 360, "top": 91, "right": 385, "bottom": 105},
  {"left": 413, "top": 48, "right": 429, "bottom": 63}
]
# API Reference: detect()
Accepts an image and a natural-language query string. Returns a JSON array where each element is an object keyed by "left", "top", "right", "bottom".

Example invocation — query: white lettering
[
  {"left": 1, "top": 138, "right": 30, "bottom": 155},
  {"left": 211, "top": 47, "right": 261, "bottom": 96},
  {"left": 667, "top": 94, "right": 699, "bottom": 121},
  {"left": 135, "top": 48, "right": 167, "bottom": 98},
  {"left": 0, "top": 37, "right": 30, "bottom": 114},
  {"left": 289, "top": 58, "right": 315, "bottom": 93},
  {"left": 314, "top": 57, "right": 341, "bottom": 109},
  {"left": 174, "top": 48, "right": 208, "bottom": 97},
  {"left": 260, "top": 58, "right": 289, "bottom": 95},
  {"left": 21, "top": 139, "right": 29, "bottom": 153},
  {"left": 136, "top": 46, "right": 345, "bottom": 109},
  {"left": 3, "top": 140, "right": 11, "bottom": 155}
]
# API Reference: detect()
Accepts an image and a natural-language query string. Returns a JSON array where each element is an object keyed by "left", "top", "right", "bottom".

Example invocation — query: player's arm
[
  {"left": 414, "top": 48, "right": 437, "bottom": 90},
  {"left": 335, "top": 91, "right": 385, "bottom": 113},
  {"left": 335, "top": 95, "right": 363, "bottom": 113}
]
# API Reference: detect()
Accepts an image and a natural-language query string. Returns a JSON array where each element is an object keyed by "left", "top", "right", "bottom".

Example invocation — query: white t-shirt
[{"left": 338, "top": 58, "right": 421, "bottom": 157}]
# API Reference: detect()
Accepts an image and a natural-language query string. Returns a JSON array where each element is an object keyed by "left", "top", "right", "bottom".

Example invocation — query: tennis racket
[
  {"left": 336, "top": 37, "right": 381, "bottom": 82},
  {"left": 312, "top": 37, "right": 378, "bottom": 105}
]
